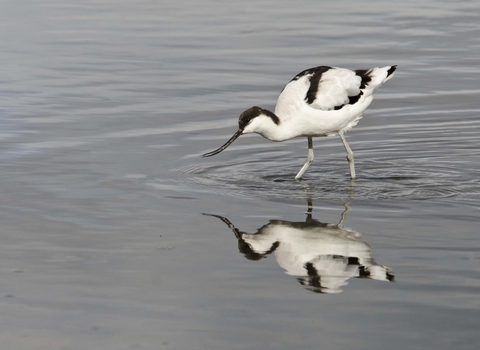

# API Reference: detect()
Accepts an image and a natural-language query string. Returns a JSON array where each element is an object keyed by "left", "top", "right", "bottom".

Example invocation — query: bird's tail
[
  {"left": 370, "top": 65, "right": 397, "bottom": 88},
  {"left": 356, "top": 65, "right": 396, "bottom": 99},
  {"left": 384, "top": 65, "right": 397, "bottom": 82}
]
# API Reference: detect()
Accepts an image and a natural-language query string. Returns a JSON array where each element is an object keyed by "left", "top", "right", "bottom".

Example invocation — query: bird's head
[{"left": 202, "top": 106, "right": 279, "bottom": 157}]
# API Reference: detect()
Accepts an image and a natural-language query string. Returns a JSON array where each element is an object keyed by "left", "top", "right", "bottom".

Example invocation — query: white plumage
[{"left": 203, "top": 65, "right": 397, "bottom": 179}]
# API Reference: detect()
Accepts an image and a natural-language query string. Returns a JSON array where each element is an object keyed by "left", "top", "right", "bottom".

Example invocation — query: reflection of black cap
[{"left": 238, "top": 240, "right": 280, "bottom": 261}]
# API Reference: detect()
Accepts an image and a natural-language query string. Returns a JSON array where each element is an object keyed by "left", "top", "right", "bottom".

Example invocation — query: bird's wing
[
  {"left": 298, "top": 66, "right": 364, "bottom": 111},
  {"left": 278, "top": 65, "right": 396, "bottom": 113}
]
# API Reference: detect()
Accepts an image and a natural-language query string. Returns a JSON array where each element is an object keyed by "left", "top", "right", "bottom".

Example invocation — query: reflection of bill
[{"left": 205, "top": 203, "right": 394, "bottom": 294}]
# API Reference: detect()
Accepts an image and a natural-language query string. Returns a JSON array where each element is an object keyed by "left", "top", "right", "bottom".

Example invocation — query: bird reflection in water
[{"left": 204, "top": 201, "right": 394, "bottom": 294}]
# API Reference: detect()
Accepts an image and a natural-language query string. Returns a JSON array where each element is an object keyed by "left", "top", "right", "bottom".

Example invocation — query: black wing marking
[
  {"left": 387, "top": 65, "right": 397, "bottom": 78},
  {"left": 304, "top": 67, "right": 365, "bottom": 111},
  {"left": 354, "top": 69, "right": 373, "bottom": 89},
  {"left": 334, "top": 91, "right": 364, "bottom": 110},
  {"left": 292, "top": 66, "right": 332, "bottom": 104},
  {"left": 331, "top": 69, "right": 374, "bottom": 111}
]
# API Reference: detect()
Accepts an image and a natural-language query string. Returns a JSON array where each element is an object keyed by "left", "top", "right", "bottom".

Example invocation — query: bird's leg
[
  {"left": 294, "top": 137, "right": 314, "bottom": 180},
  {"left": 339, "top": 133, "right": 356, "bottom": 180}
]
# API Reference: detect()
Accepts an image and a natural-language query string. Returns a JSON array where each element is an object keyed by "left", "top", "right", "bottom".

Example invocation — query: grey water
[{"left": 1, "top": 0, "right": 480, "bottom": 349}]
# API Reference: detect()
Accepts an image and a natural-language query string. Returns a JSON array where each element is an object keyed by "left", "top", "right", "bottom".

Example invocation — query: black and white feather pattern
[{"left": 281, "top": 65, "right": 396, "bottom": 112}]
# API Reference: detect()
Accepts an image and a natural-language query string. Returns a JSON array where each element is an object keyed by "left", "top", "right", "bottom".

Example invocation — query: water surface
[{"left": 1, "top": 1, "right": 480, "bottom": 349}]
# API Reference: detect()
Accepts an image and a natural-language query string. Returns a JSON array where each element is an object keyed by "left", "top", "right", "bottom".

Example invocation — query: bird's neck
[{"left": 254, "top": 109, "right": 293, "bottom": 142}]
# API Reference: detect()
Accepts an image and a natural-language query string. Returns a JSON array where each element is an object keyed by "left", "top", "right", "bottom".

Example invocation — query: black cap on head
[
  {"left": 238, "top": 106, "right": 279, "bottom": 130},
  {"left": 238, "top": 106, "right": 263, "bottom": 130}
]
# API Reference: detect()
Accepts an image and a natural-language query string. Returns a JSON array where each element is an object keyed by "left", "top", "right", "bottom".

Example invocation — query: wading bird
[{"left": 203, "top": 65, "right": 396, "bottom": 179}]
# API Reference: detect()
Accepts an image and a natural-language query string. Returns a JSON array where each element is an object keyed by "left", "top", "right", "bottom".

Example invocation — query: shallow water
[{"left": 1, "top": 0, "right": 480, "bottom": 349}]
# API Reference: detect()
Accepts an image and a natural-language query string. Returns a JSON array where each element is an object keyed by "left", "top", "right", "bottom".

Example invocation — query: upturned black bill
[{"left": 202, "top": 129, "right": 242, "bottom": 157}]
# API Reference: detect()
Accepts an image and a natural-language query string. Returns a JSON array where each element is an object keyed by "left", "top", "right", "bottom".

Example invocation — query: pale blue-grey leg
[
  {"left": 294, "top": 137, "right": 314, "bottom": 180},
  {"left": 339, "top": 133, "right": 356, "bottom": 179}
]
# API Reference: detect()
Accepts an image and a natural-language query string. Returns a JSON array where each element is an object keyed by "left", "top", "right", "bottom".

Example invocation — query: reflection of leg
[
  {"left": 339, "top": 133, "right": 356, "bottom": 179},
  {"left": 294, "top": 137, "right": 314, "bottom": 180},
  {"left": 339, "top": 178, "right": 355, "bottom": 226},
  {"left": 338, "top": 201, "right": 350, "bottom": 227},
  {"left": 306, "top": 197, "right": 313, "bottom": 221}
]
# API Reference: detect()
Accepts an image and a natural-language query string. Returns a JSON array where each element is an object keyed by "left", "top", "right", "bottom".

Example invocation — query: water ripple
[{"left": 169, "top": 156, "right": 480, "bottom": 203}]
